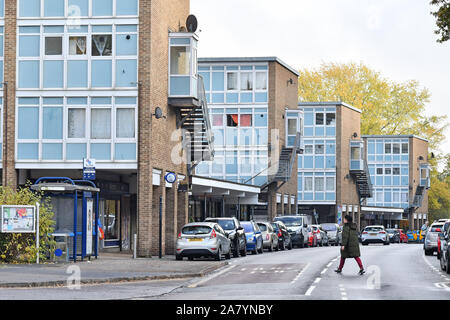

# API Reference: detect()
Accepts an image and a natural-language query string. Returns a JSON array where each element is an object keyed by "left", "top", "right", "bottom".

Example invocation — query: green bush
[{"left": 0, "top": 185, "right": 56, "bottom": 264}]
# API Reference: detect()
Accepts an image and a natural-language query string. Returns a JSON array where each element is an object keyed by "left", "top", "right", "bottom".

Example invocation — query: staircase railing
[
  {"left": 363, "top": 159, "right": 374, "bottom": 198},
  {"left": 197, "top": 75, "right": 214, "bottom": 161}
]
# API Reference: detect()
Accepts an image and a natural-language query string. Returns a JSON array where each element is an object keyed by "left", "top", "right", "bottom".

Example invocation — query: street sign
[
  {"left": 1, "top": 205, "right": 36, "bottom": 233},
  {"left": 337, "top": 205, "right": 343, "bottom": 225},
  {"left": 83, "top": 158, "right": 96, "bottom": 180},
  {"left": 165, "top": 172, "right": 177, "bottom": 184}
]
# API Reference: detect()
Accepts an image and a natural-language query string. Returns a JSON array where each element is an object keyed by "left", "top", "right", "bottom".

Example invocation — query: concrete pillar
[
  {"left": 268, "top": 184, "right": 277, "bottom": 221},
  {"left": 281, "top": 193, "right": 285, "bottom": 216},
  {"left": 151, "top": 182, "right": 165, "bottom": 256},
  {"left": 177, "top": 190, "right": 188, "bottom": 234}
]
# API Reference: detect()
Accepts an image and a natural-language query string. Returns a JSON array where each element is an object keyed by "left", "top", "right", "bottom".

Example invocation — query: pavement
[
  {"left": 0, "top": 252, "right": 229, "bottom": 288},
  {"left": 0, "top": 243, "right": 449, "bottom": 300}
]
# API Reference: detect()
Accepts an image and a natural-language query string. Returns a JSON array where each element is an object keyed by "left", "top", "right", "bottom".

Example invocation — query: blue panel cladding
[
  {"left": 315, "top": 156, "right": 324, "bottom": 169},
  {"left": 305, "top": 112, "right": 313, "bottom": 125},
  {"left": 304, "top": 193, "right": 313, "bottom": 201},
  {"left": 91, "top": 143, "right": 111, "bottom": 160},
  {"left": 304, "top": 156, "right": 313, "bottom": 169},
  {"left": 20, "top": 0, "right": 40, "bottom": 17},
  {"left": 42, "top": 143, "right": 63, "bottom": 160},
  {"left": 92, "top": 60, "right": 112, "bottom": 87},
  {"left": 315, "top": 127, "right": 324, "bottom": 136},
  {"left": 43, "top": 107, "right": 63, "bottom": 139},
  {"left": 212, "top": 93, "right": 224, "bottom": 103},
  {"left": 116, "top": 0, "right": 138, "bottom": 15},
  {"left": 325, "top": 193, "right": 336, "bottom": 201},
  {"left": 199, "top": 72, "right": 210, "bottom": 91},
  {"left": 393, "top": 176, "right": 400, "bottom": 186},
  {"left": 315, "top": 193, "right": 325, "bottom": 201},
  {"left": 18, "top": 143, "right": 39, "bottom": 160},
  {"left": 44, "top": 0, "right": 64, "bottom": 16},
  {"left": 44, "top": 61, "right": 64, "bottom": 88},
  {"left": 304, "top": 127, "right": 314, "bottom": 137},
  {"left": 68, "top": 0, "right": 88, "bottom": 16},
  {"left": 170, "top": 76, "right": 190, "bottom": 95},
  {"left": 92, "top": 0, "right": 113, "bottom": 16},
  {"left": 116, "top": 59, "right": 137, "bottom": 87},
  {"left": 226, "top": 93, "right": 238, "bottom": 103},
  {"left": 240, "top": 93, "right": 252, "bottom": 103},
  {"left": 19, "top": 61, "right": 40, "bottom": 88},
  {"left": 212, "top": 72, "right": 224, "bottom": 91},
  {"left": 67, "top": 60, "right": 88, "bottom": 88},
  {"left": 255, "top": 92, "right": 268, "bottom": 103},
  {"left": 115, "top": 143, "right": 136, "bottom": 160},
  {"left": 66, "top": 143, "right": 87, "bottom": 160},
  {"left": 326, "top": 156, "right": 335, "bottom": 169},
  {"left": 116, "top": 34, "right": 137, "bottom": 56},
  {"left": 18, "top": 107, "right": 39, "bottom": 139},
  {"left": 19, "top": 36, "right": 40, "bottom": 57}
]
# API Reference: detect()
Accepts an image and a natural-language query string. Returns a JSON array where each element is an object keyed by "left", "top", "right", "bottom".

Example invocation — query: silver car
[
  {"left": 176, "top": 222, "right": 232, "bottom": 261},
  {"left": 321, "top": 223, "right": 341, "bottom": 246},
  {"left": 424, "top": 223, "right": 445, "bottom": 256},
  {"left": 361, "top": 225, "right": 390, "bottom": 245},
  {"left": 257, "top": 222, "right": 279, "bottom": 252}
]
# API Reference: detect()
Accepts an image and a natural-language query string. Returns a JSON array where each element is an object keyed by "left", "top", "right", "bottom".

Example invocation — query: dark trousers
[{"left": 339, "top": 257, "right": 363, "bottom": 270}]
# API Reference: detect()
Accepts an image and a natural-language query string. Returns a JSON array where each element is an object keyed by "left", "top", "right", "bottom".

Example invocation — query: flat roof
[
  {"left": 298, "top": 101, "right": 362, "bottom": 114},
  {"left": 198, "top": 57, "right": 300, "bottom": 76},
  {"left": 361, "top": 135, "right": 429, "bottom": 142}
]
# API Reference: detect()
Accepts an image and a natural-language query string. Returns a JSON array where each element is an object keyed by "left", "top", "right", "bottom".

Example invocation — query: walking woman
[{"left": 335, "top": 215, "right": 365, "bottom": 275}]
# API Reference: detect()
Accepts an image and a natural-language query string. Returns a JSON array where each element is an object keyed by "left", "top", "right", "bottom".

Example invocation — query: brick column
[
  {"left": 268, "top": 184, "right": 277, "bottom": 220},
  {"left": 177, "top": 189, "right": 188, "bottom": 234},
  {"left": 281, "top": 193, "right": 285, "bottom": 216},
  {"left": 151, "top": 182, "right": 166, "bottom": 256},
  {"left": 2, "top": 0, "right": 17, "bottom": 187},
  {"left": 165, "top": 185, "right": 177, "bottom": 255}
]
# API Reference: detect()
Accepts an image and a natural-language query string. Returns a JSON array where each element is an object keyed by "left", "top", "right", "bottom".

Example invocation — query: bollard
[{"left": 133, "top": 233, "right": 137, "bottom": 259}]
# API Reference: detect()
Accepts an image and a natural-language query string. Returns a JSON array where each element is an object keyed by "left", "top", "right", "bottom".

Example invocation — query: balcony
[
  {"left": 349, "top": 140, "right": 373, "bottom": 199},
  {"left": 168, "top": 32, "right": 214, "bottom": 169}
]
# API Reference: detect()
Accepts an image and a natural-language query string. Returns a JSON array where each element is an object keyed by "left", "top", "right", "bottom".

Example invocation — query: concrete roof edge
[
  {"left": 361, "top": 135, "right": 429, "bottom": 142},
  {"left": 298, "top": 101, "right": 362, "bottom": 113}
]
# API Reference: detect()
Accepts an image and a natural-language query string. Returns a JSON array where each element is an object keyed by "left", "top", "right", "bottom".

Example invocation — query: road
[{"left": 0, "top": 243, "right": 449, "bottom": 300}]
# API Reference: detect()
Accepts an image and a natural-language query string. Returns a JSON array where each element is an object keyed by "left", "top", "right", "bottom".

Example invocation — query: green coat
[{"left": 341, "top": 223, "right": 361, "bottom": 258}]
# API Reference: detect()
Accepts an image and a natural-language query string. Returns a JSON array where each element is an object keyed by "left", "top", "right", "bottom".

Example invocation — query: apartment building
[
  {"left": 297, "top": 102, "right": 430, "bottom": 230},
  {"left": 194, "top": 57, "right": 302, "bottom": 221},
  {"left": 0, "top": 0, "right": 214, "bottom": 257}
]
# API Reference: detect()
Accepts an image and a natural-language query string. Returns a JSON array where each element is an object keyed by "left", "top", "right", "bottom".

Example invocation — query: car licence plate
[
  {"left": 370, "top": 233, "right": 377, "bottom": 236},
  {"left": 189, "top": 238, "right": 203, "bottom": 242}
]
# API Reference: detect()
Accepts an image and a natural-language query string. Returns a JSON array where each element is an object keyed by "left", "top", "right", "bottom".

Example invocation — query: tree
[
  {"left": 428, "top": 154, "right": 450, "bottom": 222},
  {"left": 297, "top": 62, "right": 449, "bottom": 151},
  {"left": 431, "top": 0, "right": 450, "bottom": 43}
]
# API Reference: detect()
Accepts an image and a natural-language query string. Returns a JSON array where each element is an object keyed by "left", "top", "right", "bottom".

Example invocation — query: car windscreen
[
  {"left": 241, "top": 223, "right": 254, "bottom": 233},
  {"left": 430, "top": 224, "right": 444, "bottom": 232},
  {"left": 321, "top": 224, "right": 337, "bottom": 231},
  {"left": 209, "top": 219, "right": 235, "bottom": 231},
  {"left": 364, "top": 227, "right": 383, "bottom": 232},
  {"left": 182, "top": 226, "right": 212, "bottom": 235},
  {"left": 386, "top": 229, "right": 396, "bottom": 233},
  {"left": 274, "top": 217, "right": 303, "bottom": 227},
  {"left": 257, "top": 223, "right": 267, "bottom": 232}
]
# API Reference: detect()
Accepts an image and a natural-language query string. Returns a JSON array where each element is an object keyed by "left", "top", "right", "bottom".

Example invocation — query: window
[
  {"left": 304, "top": 177, "right": 313, "bottom": 191},
  {"left": 69, "top": 36, "right": 87, "bottom": 55},
  {"left": 316, "top": 113, "right": 324, "bottom": 125},
  {"left": 170, "top": 46, "right": 189, "bottom": 75},
  {"left": 326, "top": 113, "right": 335, "bottom": 126},
  {"left": 305, "top": 145, "right": 313, "bottom": 154},
  {"left": 393, "top": 143, "right": 400, "bottom": 154},
  {"left": 326, "top": 177, "right": 335, "bottom": 191},
  {"left": 421, "top": 168, "right": 427, "bottom": 179},
  {"left": 226, "top": 114, "right": 238, "bottom": 127},
  {"left": 385, "top": 143, "right": 391, "bottom": 154},
  {"left": 288, "top": 119, "right": 297, "bottom": 135},
  {"left": 227, "top": 73, "right": 238, "bottom": 90},
  {"left": 315, "top": 144, "right": 324, "bottom": 154},
  {"left": 255, "top": 72, "right": 267, "bottom": 90},
  {"left": 212, "top": 114, "right": 223, "bottom": 126},
  {"left": 315, "top": 177, "right": 324, "bottom": 191},
  {"left": 91, "top": 109, "right": 111, "bottom": 139},
  {"left": 116, "top": 109, "right": 135, "bottom": 138},
  {"left": 92, "top": 35, "right": 112, "bottom": 56},
  {"left": 45, "top": 37, "right": 62, "bottom": 55},
  {"left": 402, "top": 143, "right": 408, "bottom": 154},
  {"left": 377, "top": 168, "right": 383, "bottom": 175},
  {"left": 351, "top": 147, "right": 361, "bottom": 160},
  {"left": 393, "top": 168, "right": 400, "bottom": 175},
  {"left": 240, "top": 114, "right": 252, "bottom": 127},
  {"left": 240, "top": 73, "right": 253, "bottom": 91},
  {"left": 68, "top": 108, "right": 85, "bottom": 138},
  {"left": 385, "top": 168, "right": 392, "bottom": 175}
]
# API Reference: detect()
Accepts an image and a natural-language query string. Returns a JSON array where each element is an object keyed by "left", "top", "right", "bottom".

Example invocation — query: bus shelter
[{"left": 31, "top": 177, "right": 100, "bottom": 262}]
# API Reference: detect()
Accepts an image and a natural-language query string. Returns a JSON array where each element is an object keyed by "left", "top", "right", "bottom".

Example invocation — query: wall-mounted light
[
  {"left": 287, "top": 78, "right": 294, "bottom": 85},
  {"left": 153, "top": 107, "right": 166, "bottom": 119},
  {"left": 353, "top": 132, "right": 358, "bottom": 138}
]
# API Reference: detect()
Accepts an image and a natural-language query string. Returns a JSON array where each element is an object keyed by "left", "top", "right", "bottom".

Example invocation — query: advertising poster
[
  {"left": 86, "top": 199, "right": 94, "bottom": 255},
  {"left": 337, "top": 205, "right": 343, "bottom": 225},
  {"left": 1, "top": 206, "right": 35, "bottom": 233}
]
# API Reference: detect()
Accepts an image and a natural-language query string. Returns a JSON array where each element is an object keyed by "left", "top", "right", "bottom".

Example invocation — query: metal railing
[{"left": 197, "top": 74, "right": 215, "bottom": 161}]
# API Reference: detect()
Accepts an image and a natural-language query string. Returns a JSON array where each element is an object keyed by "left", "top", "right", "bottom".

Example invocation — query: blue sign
[
  {"left": 165, "top": 172, "right": 177, "bottom": 184},
  {"left": 83, "top": 158, "right": 96, "bottom": 180}
]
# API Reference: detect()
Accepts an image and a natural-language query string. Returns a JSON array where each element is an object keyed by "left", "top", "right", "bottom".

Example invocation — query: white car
[
  {"left": 361, "top": 225, "right": 390, "bottom": 246},
  {"left": 176, "top": 222, "right": 232, "bottom": 261}
]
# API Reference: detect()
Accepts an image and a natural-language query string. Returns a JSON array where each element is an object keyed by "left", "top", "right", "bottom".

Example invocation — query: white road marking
[
  {"left": 187, "top": 264, "right": 236, "bottom": 288},
  {"left": 313, "top": 277, "right": 321, "bottom": 284},
  {"left": 327, "top": 262, "right": 333, "bottom": 268},
  {"left": 305, "top": 285, "right": 316, "bottom": 296},
  {"left": 321, "top": 268, "right": 328, "bottom": 274},
  {"left": 291, "top": 262, "right": 310, "bottom": 285}
]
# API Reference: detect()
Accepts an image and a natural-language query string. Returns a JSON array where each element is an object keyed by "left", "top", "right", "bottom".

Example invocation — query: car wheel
[
  {"left": 215, "top": 247, "right": 222, "bottom": 261},
  {"left": 258, "top": 240, "right": 264, "bottom": 254},
  {"left": 275, "top": 241, "right": 279, "bottom": 251},
  {"left": 424, "top": 249, "right": 431, "bottom": 256},
  {"left": 176, "top": 255, "right": 182, "bottom": 261},
  {"left": 233, "top": 240, "right": 240, "bottom": 258},
  {"left": 188, "top": 257, "right": 194, "bottom": 261},
  {"left": 300, "top": 236, "right": 305, "bottom": 248},
  {"left": 240, "top": 243, "right": 247, "bottom": 257},
  {"left": 440, "top": 254, "right": 446, "bottom": 271},
  {"left": 288, "top": 239, "right": 293, "bottom": 250},
  {"left": 280, "top": 240, "right": 286, "bottom": 251},
  {"left": 362, "top": 242, "right": 368, "bottom": 246},
  {"left": 225, "top": 247, "right": 231, "bottom": 260}
]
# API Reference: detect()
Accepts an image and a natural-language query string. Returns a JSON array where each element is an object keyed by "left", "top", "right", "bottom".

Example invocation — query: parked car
[
  {"left": 386, "top": 228, "right": 401, "bottom": 243},
  {"left": 306, "top": 226, "right": 318, "bottom": 247},
  {"left": 424, "top": 222, "right": 445, "bottom": 255},
  {"left": 321, "top": 223, "right": 341, "bottom": 246},
  {"left": 176, "top": 222, "right": 232, "bottom": 261},
  {"left": 273, "top": 215, "right": 309, "bottom": 248},
  {"left": 337, "top": 225, "right": 343, "bottom": 245},
  {"left": 361, "top": 225, "right": 390, "bottom": 245},
  {"left": 241, "top": 221, "right": 264, "bottom": 255},
  {"left": 438, "top": 221, "right": 450, "bottom": 273},
  {"left": 257, "top": 221, "right": 279, "bottom": 252},
  {"left": 311, "top": 225, "right": 328, "bottom": 246},
  {"left": 396, "top": 229, "right": 409, "bottom": 243},
  {"left": 204, "top": 217, "right": 247, "bottom": 257},
  {"left": 320, "top": 227, "right": 329, "bottom": 246},
  {"left": 271, "top": 221, "right": 293, "bottom": 250},
  {"left": 438, "top": 221, "right": 450, "bottom": 260}
]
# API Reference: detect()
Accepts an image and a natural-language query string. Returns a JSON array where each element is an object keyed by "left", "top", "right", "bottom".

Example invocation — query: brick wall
[{"left": 409, "top": 136, "right": 429, "bottom": 215}]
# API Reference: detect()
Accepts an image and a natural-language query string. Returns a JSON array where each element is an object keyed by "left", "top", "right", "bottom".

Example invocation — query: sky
[{"left": 190, "top": 0, "right": 450, "bottom": 162}]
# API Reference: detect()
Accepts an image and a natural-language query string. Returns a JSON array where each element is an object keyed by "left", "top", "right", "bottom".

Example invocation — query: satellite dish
[
  {"left": 186, "top": 15, "right": 198, "bottom": 33},
  {"left": 154, "top": 107, "right": 163, "bottom": 119}
]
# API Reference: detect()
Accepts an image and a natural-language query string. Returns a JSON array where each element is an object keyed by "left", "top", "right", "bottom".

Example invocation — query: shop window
[
  {"left": 92, "top": 35, "right": 112, "bottom": 56},
  {"left": 315, "top": 113, "right": 324, "bottom": 125},
  {"left": 68, "top": 108, "right": 85, "bottom": 138},
  {"left": 326, "top": 113, "right": 335, "bottom": 126},
  {"left": 240, "top": 73, "right": 253, "bottom": 91},
  {"left": 116, "top": 109, "right": 135, "bottom": 138},
  {"left": 91, "top": 109, "right": 111, "bottom": 139},
  {"left": 227, "top": 72, "right": 238, "bottom": 90},
  {"left": 226, "top": 114, "right": 238, "bottom": 127},
  {"left": 45, "top": 37, "right": 62, "bottom": 55},
  {"left": 69, "top": 36, "right": 87, "bottom": 55},
  {"left": 255, "top": 72, "right": 267, "bottom": 90},
  {"left": 240, "top": 114, "right": 252, "bottom": 127}
]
